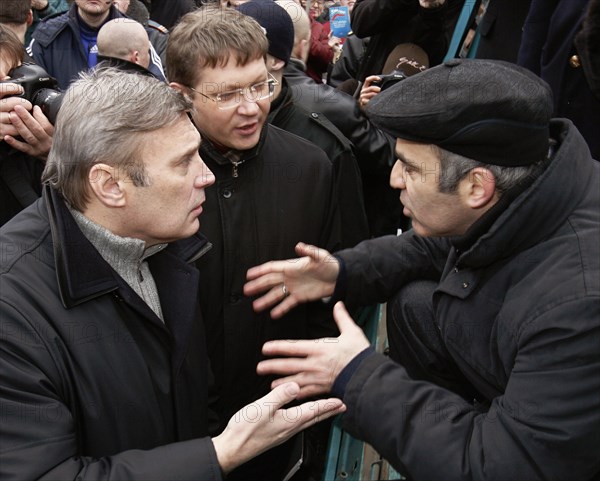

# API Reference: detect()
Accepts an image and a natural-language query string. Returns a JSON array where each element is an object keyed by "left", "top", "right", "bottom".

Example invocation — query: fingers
[
  {"left": 292, "top": 398, "right": 346, "bottom": 428},
  {"left": 261, "top": 338, "right": 320, "bottom": 358},
  {"left": 283, "top": 398, "right": 345, "bottom": 433},
  {"left": 269, "top": 295, "right": 299, "bottom": 319},
  {"left": 246, "top": 260, "right": 286, "bottom": 282},
  {"left": 32, "top": 105, "right": 54, "bottom": 134},
  {"left": 363, "top": 75, "right": 381, "bottom": 88},
  {"left": 246, "top": 279, "right": 299, "bottom": 317},
  {"left": 9, "top": 105, "right": 42, "bottom": 141},
  {"left": 259, "top": 382, "right": 300, "bottom": 410},
  {"left": 244, "top": 271, "right": 281, "bottom": 296},
  {"left": 0, "top": 83, "right": 25, "bottom": 99},
  {"left": 270, "top": 374, "right": 330, "bottom": 399},
  {"left": 4, "top": 105, "right": 53, "bottom": 159}
]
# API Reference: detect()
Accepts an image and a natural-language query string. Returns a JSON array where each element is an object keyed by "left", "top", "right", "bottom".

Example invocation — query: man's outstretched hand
[
  {"left": 257, "top": 302, "right": 371, "bottom": 399},
  {"left": 244, "top": 242, "right": 340, "bottom": 319},
  {"left": 212, "top": 382, "right": 346, "bottom": 474}
]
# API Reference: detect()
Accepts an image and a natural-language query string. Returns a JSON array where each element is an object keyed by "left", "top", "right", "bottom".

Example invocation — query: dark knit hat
[
  {"left": 237, "top": 0, "right": 294, "bottom": 65},
  {"left": 366, "top": 59, "right": 554, "bottom": 166}
]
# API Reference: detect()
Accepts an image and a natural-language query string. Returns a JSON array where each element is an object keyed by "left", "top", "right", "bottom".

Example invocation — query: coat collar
[
  {"left": 199, "top": 123, "right": 268, "bottom": 167},
  {"left": 456, "top": 119, "right": 596, "bottom": 268},
  {"left": 44, "top": 186, "right": 211, "bottom": 309}
]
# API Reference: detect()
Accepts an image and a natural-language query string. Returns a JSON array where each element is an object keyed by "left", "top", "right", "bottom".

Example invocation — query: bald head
[
  {"left": 275, "top": 0, "right": 311, "bottom": 62},
  {"left": 97, "top": 18, "right": 151, "bottom": 68}
]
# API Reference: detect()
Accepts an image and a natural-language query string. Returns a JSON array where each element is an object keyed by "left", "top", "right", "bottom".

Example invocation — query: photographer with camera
[
  {"left": 1, "top": 3, "right": 54, "bottom": 160},
  {"left": 359, "top": 43, "right": 429, "bottom": 109},
  {"left": 0, "top": 25, "right": 54, "bottom": 226}
]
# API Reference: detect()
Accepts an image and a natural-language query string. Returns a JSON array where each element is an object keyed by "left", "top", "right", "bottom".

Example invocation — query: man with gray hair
[
  {"left": 245, "top": 59, "right": 600, "bottom": 480},
  {"left": 0, "top": 67, "right": 344, "bottom": 481}
]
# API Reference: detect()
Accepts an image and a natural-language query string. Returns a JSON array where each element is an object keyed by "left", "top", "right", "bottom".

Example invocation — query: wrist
[{"left": 212, "top": 434, "right": 235, "bottom": 475}]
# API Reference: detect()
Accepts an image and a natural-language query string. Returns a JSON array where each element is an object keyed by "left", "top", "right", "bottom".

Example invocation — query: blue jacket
[{"left": 27, "top": 3, "right": 165, "bottom": 90}]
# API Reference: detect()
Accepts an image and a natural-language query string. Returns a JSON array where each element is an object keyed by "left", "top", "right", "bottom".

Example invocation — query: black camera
[
  {"left": 1, "top": 63, "right": 63, "bottom": 125},
  {"left": 372, "top": 69, "right": 407, "bottom": 91}
]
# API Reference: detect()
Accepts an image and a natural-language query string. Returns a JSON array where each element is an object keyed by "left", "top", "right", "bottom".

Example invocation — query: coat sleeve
[
  {"left": 335, "top": 231, "right": 451, "bottom": 305},
  {"left": 517, "top": 0, "right": 561, "bottom": 74},
  {"left": 0, "top": 301, "right": 223, "bottom": 481},
  {"left": 341, "top": 297, "right": 600, "bottom": 480}
]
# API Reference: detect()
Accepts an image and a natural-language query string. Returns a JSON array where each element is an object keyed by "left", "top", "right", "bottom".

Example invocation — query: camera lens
[{"left": 31, "top": 89, "right": 63, "bottom": 125}]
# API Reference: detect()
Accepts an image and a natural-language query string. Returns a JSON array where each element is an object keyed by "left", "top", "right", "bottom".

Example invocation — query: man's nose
[
  {"left": 194, "top": 156, "right": 216, "bottom": 188},
  {"left": 390, "top": 160, "right": 406, "bottom": 189}
]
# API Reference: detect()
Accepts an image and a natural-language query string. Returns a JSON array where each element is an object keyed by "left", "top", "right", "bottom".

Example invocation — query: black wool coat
[
  {"left": 0, "top": 187, "right": 221, "bottom": 481},
  {"left": 334, "top": 120, "right": 600, "bottom": 480}
]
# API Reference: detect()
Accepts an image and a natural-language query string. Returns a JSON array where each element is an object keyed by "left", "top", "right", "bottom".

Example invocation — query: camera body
[
  {"left": 1, "top": 63, "right": 62, "bottom": 125},
  {"left": 372, "top": 69, "right": 407, "bottom": 91}
]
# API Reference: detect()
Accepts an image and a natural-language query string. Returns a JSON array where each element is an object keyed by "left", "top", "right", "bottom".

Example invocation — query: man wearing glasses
[{"left": 168, "top": 6, "right": 342, "bottom": 481}]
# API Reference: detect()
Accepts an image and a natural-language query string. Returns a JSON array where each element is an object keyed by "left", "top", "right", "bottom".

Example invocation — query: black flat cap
[{"left": 366, "top": 59, "right": 554, "bottom": 166}]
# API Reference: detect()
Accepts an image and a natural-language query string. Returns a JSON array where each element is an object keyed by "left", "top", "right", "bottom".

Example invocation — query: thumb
[
  {"left": 333, "top": 301, "right": 358, "bottom": 333},
  {"left": 261, "top": 382, "right": 300, "bottom": 410},
  {"left": 295, "top": 242, "right": 331, "bottom": 263}
]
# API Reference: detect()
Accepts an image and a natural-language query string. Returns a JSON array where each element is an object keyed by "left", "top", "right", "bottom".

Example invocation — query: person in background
[
  {"left": 25, "top": 0, "right": 69, "bottom": 44},
  {"left": 335, "top": 0, "right": 463, "bottom": 85},
  {"left": 112, "top": 0, "right": 169, "bottom": 72},
  {"left": 518, "top": 0, "right": 600, "bottom": 160},
  {"left": 238, "top": 0, "right": 368, "bottom": 249},
  {"left": 277, "top": 0, "right": 401, "bottom": 236},
  {"left": 473, "top": 0, "right": 532, "bottom": 63},
  {"left": 27, "top": 0, "right": 165, "bottom": 89},
  {"left": 97, "top": 18, "right": 151, "bottom": 69},
  {"left": 1, "top": 0, "right": 53, "bottom": 163},
  {"left": 0, "top": 25, "right": 49, "bottom": 226},
  {"left": 167, "top": 6, "right": 342, "bottom": 480}
]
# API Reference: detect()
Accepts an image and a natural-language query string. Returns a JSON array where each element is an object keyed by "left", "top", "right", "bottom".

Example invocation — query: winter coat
[
  {"left": 350, "top": 0, "right": 462, "bottom": 82},
  {"left": 474, "top": 0, "right": 532, "bottom": 63},
  {"left": 268, "top": 79, "right": 369, "bottom": 248},
  {"left": 333, "top": 119, "right": 600, "bottom": 480},
  {"left": 27, "top": 3, "right": 165, "bottom": 90},
  {"left": 195, "top": 124, "right": 341, "bottom": 426},
  {"left": 518, "top": 0, "right": 600, "bottom": 159},
  {"left": 285, "top": 58, "right": 403, "bottom": 236},
  {"left": 0, "top": 147, "right": 43, "bottom": 227},
  {"left": 285, "top": 58, "right": 395, "bottom": 175},
  {"left": 0, "top": 186, "right": 221, "bottom": 481}
]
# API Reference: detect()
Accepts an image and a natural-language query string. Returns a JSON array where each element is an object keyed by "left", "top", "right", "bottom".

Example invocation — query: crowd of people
[{"left": 1, "top": 0, "right": 599, "bottom": 480}]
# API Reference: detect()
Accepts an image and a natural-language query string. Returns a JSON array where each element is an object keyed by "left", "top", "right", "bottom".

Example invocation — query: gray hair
[
  {"left": 432, "top": 145, "right": 545, "bottom": 195},
  {"left": 42, "top": 67, "right": 193, "bottom": 211}
]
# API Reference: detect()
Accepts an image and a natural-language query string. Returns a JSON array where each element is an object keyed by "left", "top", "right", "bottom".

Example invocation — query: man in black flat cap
[{"left": 244, "top": 59, "right": 600, "bottom": 480}]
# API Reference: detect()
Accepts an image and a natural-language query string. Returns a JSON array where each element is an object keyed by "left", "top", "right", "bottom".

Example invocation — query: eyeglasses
[{"left": 188, "top": 73, "right": 279, "bottom": 110}]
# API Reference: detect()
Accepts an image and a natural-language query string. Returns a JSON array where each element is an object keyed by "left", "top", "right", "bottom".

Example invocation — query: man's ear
[
  {"left": 463, "top": 167, "right": 498, "bottom": 209},
  {"left": 27, "top": 9, "right": 34, "bottom": 26},
  {"left": 169, "top": 81, "right": 185, "bottom": 94},
  {"left": 88, "top": 163, "right": 127, "bottom": 208},
  {"left": 130, "top": 50, "right": 140, "bottom": 65},
  {"left": 268, "top": 56, "right": 286, "bottom": 72},
  {"left": 293, "top": 38, "right": 311, "bottom": 64}
]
